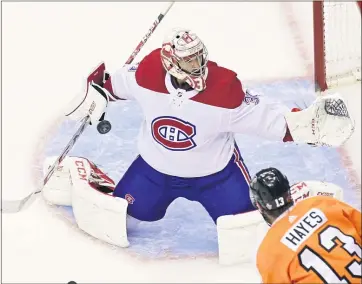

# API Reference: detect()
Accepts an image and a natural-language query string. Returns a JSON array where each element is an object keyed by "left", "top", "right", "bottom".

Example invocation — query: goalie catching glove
[
  {"left": 285, "top": 93, "right": 355, "bottom": 147},
  {"left": 42, "top": 156, "right": 129, "bottom": 248}
]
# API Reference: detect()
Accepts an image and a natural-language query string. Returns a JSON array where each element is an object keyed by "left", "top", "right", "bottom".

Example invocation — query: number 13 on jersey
[{"left": 299, "top": 225, "right": 361, "bottom": 283}]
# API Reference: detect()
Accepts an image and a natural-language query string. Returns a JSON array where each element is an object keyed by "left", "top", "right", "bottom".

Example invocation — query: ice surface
[{"left": 2, "top": 2, "right": 360, "bottom": 283}]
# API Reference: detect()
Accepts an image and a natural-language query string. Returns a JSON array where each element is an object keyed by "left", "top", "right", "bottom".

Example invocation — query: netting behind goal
[{"left": 314, "top": 1, "right": 361, "bottom": 91}]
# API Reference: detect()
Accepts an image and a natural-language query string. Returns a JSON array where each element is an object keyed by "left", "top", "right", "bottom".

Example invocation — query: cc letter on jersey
[{"left": 151, "top": 116, "right": 197, "bottom": 151}]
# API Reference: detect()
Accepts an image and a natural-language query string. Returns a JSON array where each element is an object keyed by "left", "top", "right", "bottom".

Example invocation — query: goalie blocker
[{"left": 42, "top": 156, "right": 343, "bottom": 264}]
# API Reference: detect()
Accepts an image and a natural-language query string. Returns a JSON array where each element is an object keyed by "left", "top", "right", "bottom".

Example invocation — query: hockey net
[{"left": 314, "top": 1, "right": 361, "bottom": 91}]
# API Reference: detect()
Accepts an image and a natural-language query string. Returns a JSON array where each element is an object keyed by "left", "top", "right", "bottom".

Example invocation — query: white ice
[{"left": 2, "top": 2, "right": 361, "bottom": 283}]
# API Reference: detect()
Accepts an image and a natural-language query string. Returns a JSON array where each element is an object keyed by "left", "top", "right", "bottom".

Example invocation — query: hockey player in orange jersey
[{"left": 249, "top": 167, "right": 361, "bottom": 284}]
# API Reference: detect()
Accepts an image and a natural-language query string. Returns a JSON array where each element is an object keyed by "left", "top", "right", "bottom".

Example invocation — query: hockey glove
[
  {"left": 64, "top": 63, "right": 115, "bottom": 125},
  {"left": 285, "top": 93, "right": 355, "bottom": 147}
]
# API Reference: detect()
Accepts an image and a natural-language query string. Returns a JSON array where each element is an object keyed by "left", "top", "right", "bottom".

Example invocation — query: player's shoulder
[
  {"left": 275, "top": 196, "right": 343, "bottom": 238},
  {"left": 134, "top": 48, "right": 168, "bottom": 94},
  {"left": 296, "top": 194, "right": 343, "bottom": 210},
  {"left": 284, "top": 195, "right": 333, "bottom": 221},
  {"left": 192, "top": 61, "right": 245, "bottom": 109}
]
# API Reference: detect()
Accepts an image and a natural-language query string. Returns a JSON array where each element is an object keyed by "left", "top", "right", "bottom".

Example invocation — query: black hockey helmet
[{"left": 249, "top": 167, "right": 293, "bottom": 225}]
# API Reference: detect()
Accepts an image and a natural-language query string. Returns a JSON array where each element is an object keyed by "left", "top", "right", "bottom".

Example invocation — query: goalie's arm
[
  {"left": 224, "top": 86, "right": 354, "bottom": 147},
  {"left": 107, "top": 64, "right": 140, "bottom": 101},
  {"left": 90, "top": 62, "right": 140, "bottom": 102},
  {"left": 222, "top": 85, "right": 293, "bottom": 142}
]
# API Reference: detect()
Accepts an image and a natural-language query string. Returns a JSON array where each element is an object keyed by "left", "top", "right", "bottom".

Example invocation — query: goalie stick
[{"left": 2, "top": 1, "right": 175, "bottom": 213}]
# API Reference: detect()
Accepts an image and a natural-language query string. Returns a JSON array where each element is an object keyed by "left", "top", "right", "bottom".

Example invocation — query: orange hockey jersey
[{"left": 257, "top": 196, "right": 361, "bottom": 283}]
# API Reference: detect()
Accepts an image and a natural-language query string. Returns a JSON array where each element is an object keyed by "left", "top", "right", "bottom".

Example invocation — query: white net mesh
[{"left": 323, "top": 2, "right": 361, "bottom": 86}]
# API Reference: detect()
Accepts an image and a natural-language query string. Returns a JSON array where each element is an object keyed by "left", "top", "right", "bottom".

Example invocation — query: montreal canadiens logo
[{"left": 151, "top": 116, "right": 197, "bottom": 151}]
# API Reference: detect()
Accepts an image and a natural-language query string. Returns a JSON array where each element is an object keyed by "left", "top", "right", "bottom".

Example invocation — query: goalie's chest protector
[{"left": 121, "top": 49, "right": 244, "bottom": 178}]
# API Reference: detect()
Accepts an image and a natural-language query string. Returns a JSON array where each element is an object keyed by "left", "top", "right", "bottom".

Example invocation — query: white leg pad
[
  {"left": 42, "top": 156, "right": 73, "bottom": 206},
  {"left": 217, "top": 210, "right": 267, "bottom": 265},
  {"left": 68, "top": 157, "right": 130, "bottom": 248},
  {"left": 291, "top": 180, "right": 344, "bottom": 204}
]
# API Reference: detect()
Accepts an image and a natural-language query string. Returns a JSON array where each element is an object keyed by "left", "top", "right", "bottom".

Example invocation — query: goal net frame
[{"left": 313, "top": 1, "right": 361, "bottom": 91}]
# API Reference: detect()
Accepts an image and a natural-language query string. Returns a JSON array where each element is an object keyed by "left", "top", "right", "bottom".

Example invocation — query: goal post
[{"left": 313, "top": 1, "right": 361, "bottom": 92}]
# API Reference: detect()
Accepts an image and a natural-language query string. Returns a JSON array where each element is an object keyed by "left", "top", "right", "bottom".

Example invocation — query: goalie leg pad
[
  {"left": 217, "top": 210, "right": 267, "bottom": 265},
  {"left": 68, "top": 157, "right": 130, "bottom": 248},
  {"left": 291, "top": 180, "right": 344, "bottom": 203},
  {"left": 42, "top": 156, "right": 73, "bottom": 206}
]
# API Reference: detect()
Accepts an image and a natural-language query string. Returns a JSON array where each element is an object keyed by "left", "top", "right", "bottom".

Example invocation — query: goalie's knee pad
[
  {"left": 216, "top": 210, "right": 267, "bottom": 265},
  {"left": 42, "top": 156, "right": 73, "bottom": 206},
  {"left": 291, "top": 180, "right": 344, "bottom": 203},
  {"left": 43, "top": 156, "right": 129, "bottom": 248}
]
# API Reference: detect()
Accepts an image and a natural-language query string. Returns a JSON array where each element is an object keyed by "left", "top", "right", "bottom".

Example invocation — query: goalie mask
[
  {"left": 161, "top": 28, "right": 209, "bottom": 91},
  {"left": 249, "top": 167, "right": 293, "bottom": 226}
]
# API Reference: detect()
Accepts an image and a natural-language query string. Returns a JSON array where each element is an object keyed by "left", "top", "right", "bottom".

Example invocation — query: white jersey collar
[{"left": 165, "top": 73, "right": 199, "bottom": 99}]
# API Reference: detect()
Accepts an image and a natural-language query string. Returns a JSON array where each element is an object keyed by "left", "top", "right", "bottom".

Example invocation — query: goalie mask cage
[{"left": 314, "top": 1, "right": 362, "bottom": 91}]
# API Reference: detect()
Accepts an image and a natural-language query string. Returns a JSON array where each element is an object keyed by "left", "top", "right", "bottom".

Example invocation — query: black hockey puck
[
  {"left": 67, "top": 281, "right": 77, "bottom": 284},
  {"left": 97, "top": 120, "right": 112, "bottom": 134}
]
